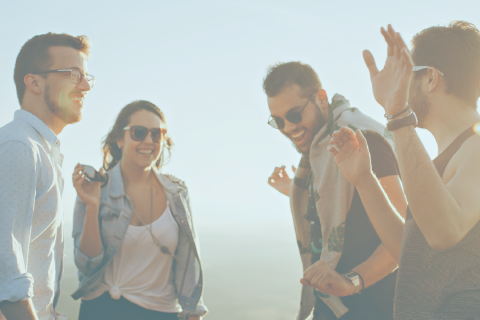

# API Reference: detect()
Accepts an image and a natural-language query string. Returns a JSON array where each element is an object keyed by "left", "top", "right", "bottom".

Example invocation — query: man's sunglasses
[
  {"left": 32, "top": 68, "right": 95, "bottom": 88},
  {"left": 268, "top": 90, "right": 317, "bottom": 129},
  {"left": 124, "top": 126, "right": 167, "bottom": 143}
]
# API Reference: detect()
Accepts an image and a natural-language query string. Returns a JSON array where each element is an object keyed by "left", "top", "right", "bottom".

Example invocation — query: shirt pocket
[{"left": 99, "top": 204, "right": 120, "bottom": 240}]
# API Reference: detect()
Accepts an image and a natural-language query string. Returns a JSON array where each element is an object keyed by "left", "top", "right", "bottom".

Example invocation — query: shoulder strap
[{"left": 433, "top": 126, "right": 476, "bottom": 177}]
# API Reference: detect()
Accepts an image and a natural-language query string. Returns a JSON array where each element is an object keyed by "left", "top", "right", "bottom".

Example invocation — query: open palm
[
  {"left": 364, "top": 25, "right": 414, "bottom": 115},
  {"left": 328, "top": 128, "right": 372, "bottom": 186}
]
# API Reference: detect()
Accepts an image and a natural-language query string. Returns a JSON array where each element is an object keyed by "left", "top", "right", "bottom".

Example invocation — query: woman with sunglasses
[{"left": 71, "top": 100, "right": 207, "bottom": 320}]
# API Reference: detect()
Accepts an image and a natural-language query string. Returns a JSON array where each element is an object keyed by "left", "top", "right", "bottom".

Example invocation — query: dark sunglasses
[
  {"left": 123, "top": 126, "right": 167, "bottom": 143},
  {"left": 268, "top": 90, "right": 317, "bottom": 129},
  {"left": 81, "top": 165, "right": 108, "bottom": 186}
]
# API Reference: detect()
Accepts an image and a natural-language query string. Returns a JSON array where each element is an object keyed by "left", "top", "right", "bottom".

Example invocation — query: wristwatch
[
  {"left": 386, "top": 110, "right": 418, "bottom": 131},
  {"left": 343, "top": 271, "right": 364, "bottom": 295}
]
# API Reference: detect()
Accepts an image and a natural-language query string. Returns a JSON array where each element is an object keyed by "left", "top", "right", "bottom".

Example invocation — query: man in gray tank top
[{"left": 326, "top": 21, "right": 480, "bottom": 319}]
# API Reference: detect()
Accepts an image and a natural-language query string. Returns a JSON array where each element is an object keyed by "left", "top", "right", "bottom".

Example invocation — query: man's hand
[
  {"left": 0, "top": 300, "right": 38, "bottom": 320},
  {"left": 363, "top": 24, "right": 414, "bottom": 116},
  {"left": 328, "top": 127, "right": 373, "bottom": 187},
  {"left": 300, "top": 260, "right": 355, "bottom": 297},
  {"left": 268, "top": 165, "right": 296, "bottom": 196}
]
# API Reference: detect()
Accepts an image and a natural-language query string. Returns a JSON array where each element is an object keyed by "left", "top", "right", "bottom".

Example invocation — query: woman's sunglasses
[
  {"left": 123, "top": 126, "right": 167, "bottom": 143},
  {"left": 267, "top": 90, "right": 317, "bottom": 129}
]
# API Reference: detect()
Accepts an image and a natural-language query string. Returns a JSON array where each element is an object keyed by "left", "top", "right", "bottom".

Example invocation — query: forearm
[
  {"left": 79, "top": 204, "right": 103, "bottom": 257},
  {"left": 356, "top": 175, "right": 404, "bottom": 262},
  {"left": 352, "top": 244, "right": 398, "bottom": 289},
  {"left": 393, "top": 126, "right": 461, "bottom": 248},
  {"left": 0, "top": 299, "right": 37, "bottom": 320}
]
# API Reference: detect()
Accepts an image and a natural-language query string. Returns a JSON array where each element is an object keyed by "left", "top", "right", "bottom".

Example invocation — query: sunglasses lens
[
  {"left": 84, "top": 166, "right": 95, "bottom": 179},
  {"left": 269, "top": 118, "right": 284, "bottom": 129},
  {"left": 150, "top": 128, "right": 161, "bottom": 143},
  {"left": 131, "top": 126, "right": 148, "bottom": 141},
  {"left": 286, "top": 112, "right": 302, "bottom": 124}
]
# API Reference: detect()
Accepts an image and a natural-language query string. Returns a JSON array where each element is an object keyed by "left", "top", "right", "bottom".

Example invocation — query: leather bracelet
[
  {"left": 384, "top": 105, "right": 410, "bottom": 120},
  {"left": 386, "top": 111, "right": 417, "bottom": 131}
]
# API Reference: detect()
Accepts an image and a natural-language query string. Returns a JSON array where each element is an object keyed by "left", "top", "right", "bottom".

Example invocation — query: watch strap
[
  {"left": 343, "top": 271, "right": 363, "bottom": 295},
  {"left": 387, "top": 111, "right": 418, "bottom": 131}
]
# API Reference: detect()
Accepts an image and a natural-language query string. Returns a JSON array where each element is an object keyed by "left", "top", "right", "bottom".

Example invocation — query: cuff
[
  {"left": 0, "top": 273, "right": 34, "bottom": 302},
  {"left": 187, "top": 304, "right": 208, "bottom": 318},
  {"left": 74, "top": 246, "right": 104, "bottom": 275}
]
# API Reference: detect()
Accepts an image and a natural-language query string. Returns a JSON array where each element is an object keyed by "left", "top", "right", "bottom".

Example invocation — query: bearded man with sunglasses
[
  {"left": 0, "top": 33, "right": 93, "bottom": 320},
  {"left": 264, "top": 62, "right": 407, "bottom": 320}
]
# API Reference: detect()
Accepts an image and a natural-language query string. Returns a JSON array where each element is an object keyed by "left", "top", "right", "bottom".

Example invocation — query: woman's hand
[
  {"left": 268, "top": 165, "right": 296, "bottom": 196},
  {"left": 300, "top": 260, "right": 355, "bottom": 297},
  {"left": 363, "top": 24, "right": 413, "bottom": 116},
  {"left": 72, "top": 163, "right": 102, "bottom": 208},
  {"left": 328, "top": 128, "right": 373, "bottom": 187}
]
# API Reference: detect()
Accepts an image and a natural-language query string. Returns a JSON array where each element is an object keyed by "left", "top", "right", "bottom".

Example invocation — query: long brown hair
[{"left": 103, "top": 100, "right": 174, "bottom": 171}]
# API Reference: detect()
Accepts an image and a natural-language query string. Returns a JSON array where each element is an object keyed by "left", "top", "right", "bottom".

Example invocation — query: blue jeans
[{"left": 79, "top": 292, "right": 179, "bottom": 320}]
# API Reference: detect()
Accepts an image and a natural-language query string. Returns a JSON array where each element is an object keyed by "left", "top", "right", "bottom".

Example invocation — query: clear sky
[{"left": 1, "top": 1, "right": 479, "bottom": 319}]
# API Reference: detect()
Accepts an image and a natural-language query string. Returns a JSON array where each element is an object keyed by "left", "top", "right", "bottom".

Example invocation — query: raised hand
[
  {"left": 268, "top": 165, "right": 296, "bottom": 196},
  {"left": 363, "top": 24, "right": 414, "bottom": 115},
  {"left": 300, "top": 260, "right": 355, "bottom": 297},
  {"left": 328, "top": 127, "right": 373, "bottom": 187},
  {"left": 72, "top": 163, "right": 102, "bottom": 207}
]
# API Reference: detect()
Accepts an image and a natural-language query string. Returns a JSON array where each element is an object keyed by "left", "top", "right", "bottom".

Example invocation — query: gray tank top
[{"left": 394, "top": 127, "right": 480, "bottom": 320}]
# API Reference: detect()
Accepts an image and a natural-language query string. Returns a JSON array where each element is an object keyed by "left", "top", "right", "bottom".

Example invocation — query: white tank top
[{"left": 103, "top": 204, "right": 181, "bottom": 312}]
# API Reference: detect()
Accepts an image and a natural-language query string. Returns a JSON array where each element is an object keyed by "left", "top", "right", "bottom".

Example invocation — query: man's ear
[
  {"left": 24, "top": 74, "right": 43, "bottom": 95},
  {"left": 427, "top": 68, "right": 441, "bottom": 93},
  {"left": 315, "top": 89, "right": 329, "bottom": 112}
]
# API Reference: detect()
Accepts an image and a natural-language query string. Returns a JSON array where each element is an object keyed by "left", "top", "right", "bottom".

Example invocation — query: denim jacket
[{"left": 71, "top": 164, "right": 208, "bottom": 319}]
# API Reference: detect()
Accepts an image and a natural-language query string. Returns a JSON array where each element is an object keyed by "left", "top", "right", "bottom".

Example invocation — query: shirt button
[{"left": 311, "top": 221, "right": 315, "bottom": 225}]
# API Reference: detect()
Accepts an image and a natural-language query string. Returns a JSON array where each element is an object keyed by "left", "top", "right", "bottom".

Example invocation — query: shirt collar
[{"left": 15, "top": 110, "right": 60, "bottom": 148}]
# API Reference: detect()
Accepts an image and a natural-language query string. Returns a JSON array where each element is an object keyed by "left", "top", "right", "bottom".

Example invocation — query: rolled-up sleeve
[
  {"left": 72, "top": 196, "right": 104, "bottom": 276},
  {"left": 0, "top": 141, "right": 36, "bottom": 302}
]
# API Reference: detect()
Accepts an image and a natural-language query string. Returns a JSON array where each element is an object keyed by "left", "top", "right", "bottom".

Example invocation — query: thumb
[
  {"left": 356, "top": 130, "right": 368, "bottom": 152},
  {"left": 292, "top": 165, "right": 297, "bottom": 173},
  {"left": 363, "top": 50, "right": 379, "bottom": 79},
  {"left": 300, "top": 278, "right": 311, "bottom": 286}
]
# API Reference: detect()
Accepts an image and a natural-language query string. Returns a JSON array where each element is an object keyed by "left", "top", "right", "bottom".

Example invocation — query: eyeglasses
[
  {"left": 32, "top": 69, "right": 95, "bottom": 88},
  {"left": 124, "top": 126, "right": 167, "bottom": 143},
  {"left": 412, "top": 66, "right": 444, "bottom": 77},
  {"left": 267, "top": 90, "right": 317, "bottom": 129}
]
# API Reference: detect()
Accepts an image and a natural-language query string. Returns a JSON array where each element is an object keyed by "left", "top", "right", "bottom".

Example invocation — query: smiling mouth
[
  {"left": 137, "top": 149, "right": 154, "bottom": 155},
  {"left": 70, "top": 94, "right": 85, "bottom": 105},
  {"left": 290, "top": 129, "right": 306, "bottom": 143}
]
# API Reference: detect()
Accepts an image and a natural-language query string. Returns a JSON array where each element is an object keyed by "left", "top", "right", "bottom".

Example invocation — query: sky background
[{"left": 1, "top": 1, "right": 479, "bottom": 319}]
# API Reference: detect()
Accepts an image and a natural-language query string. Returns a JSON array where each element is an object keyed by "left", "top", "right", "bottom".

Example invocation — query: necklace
[{"left": 131, "top": 172, "right": 173, "bottom": 257}]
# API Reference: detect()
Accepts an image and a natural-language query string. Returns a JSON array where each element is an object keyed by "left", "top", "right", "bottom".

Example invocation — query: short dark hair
[
  {"left": 412, "top": 21, "right": 480, "bottom": 107},
  {"left": 263, "top": 61, "right": 322, "bottom": 98},
  {"left": 14, "top": 32, "right": 91, "bottom": 105},
  {"left": 103, "top": 100, "right": 174, "bottom": 171}
]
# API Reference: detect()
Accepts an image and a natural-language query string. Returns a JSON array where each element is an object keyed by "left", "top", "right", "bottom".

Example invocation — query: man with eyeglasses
[
  {"left": 0, "top": 33, "right": 93, "bottom": 320},
  {"left": 328, "top": 21, "right": 480, "bottom": 319},
  {"left": 264, "top": 62, "right": 406, "bottom": 320}
]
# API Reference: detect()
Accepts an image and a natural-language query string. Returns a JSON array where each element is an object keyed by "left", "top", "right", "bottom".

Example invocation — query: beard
[
  {"left": 291, "top": 103, "right": 328, "bottom": 154},
  {"left": 44, "top": 84, "right": 82, "bottom": 125},
  {"left": 408, "top": 79, "right": 430, "bottom": 128}
]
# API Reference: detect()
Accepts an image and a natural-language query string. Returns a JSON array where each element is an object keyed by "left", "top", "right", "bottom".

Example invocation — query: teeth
[
  {"left": 138, "top": 150, "right": 153, "bottom": 154},
  {"left": 71, "top": 96, "right": 85, "bottom": 102},
  {"left": 292, "top": 130, "right": 306, "bottom": 139}
]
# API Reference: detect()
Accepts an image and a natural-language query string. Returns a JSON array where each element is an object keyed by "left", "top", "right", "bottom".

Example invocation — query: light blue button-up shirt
[{"left": 0, "top": 110, "right": 65, "bottom": 320}]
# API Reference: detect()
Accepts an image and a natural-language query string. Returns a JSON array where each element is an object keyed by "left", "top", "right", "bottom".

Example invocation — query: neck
[
  {"left": 423, "top": 98, "right": 480, "bottom": 155},
  {"left": 21, "top": 98, "right": 66, "bottom": 135},
  {"left": 120, "top": 159, "right": 153, "bottom": 187}
]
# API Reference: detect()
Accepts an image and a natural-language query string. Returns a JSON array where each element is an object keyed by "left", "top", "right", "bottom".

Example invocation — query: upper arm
[
  {"left": 444, "top": 136, "right": 480, "bottom": 236},
  {"left": 0, "top": 141, "right": 37, "bottom": 301},
  {"left": 365, "top": 133, "right": 407, "bottom": 217}
]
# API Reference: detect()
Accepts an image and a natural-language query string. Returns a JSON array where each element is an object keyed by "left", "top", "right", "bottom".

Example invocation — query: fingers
[
  {"left": 355, "top": 130, "right": 368, "bottom": 152},
  {"left": 292, "top": 166, "right": 296, "bottom": 173},
  {"left": 381, "top": 27, "right": 395, "bottom": 57},
  {"left": 401, "top": 47, "right": 414, "bottom": 77},
  {"left": 363, "top": 50, "right": 379, "bottom": 79}
]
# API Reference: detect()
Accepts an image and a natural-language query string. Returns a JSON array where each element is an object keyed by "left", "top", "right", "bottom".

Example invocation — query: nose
[
  {"left": 143, "top": 132, "right": 154, "bottom": 143},
  {"left": 283, "top": 119, "right": 297, "bottom": 134},
  {"left": 77, "top": 75, "right": 92, "bottom": 91}
]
